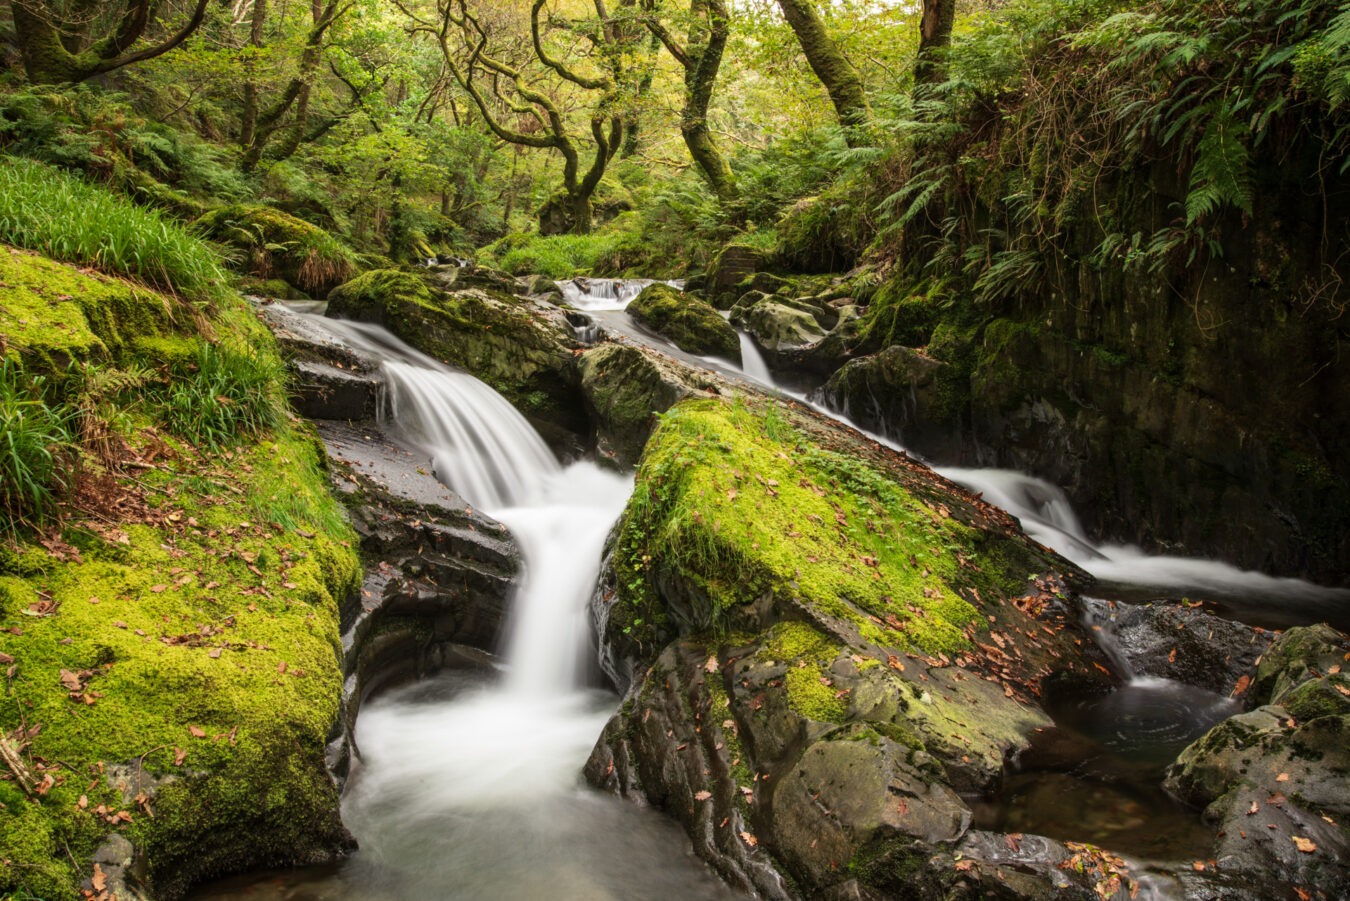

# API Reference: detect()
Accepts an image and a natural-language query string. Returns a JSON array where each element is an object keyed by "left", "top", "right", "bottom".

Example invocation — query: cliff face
[{"left": 958, "top": 156, "right": 1350, "bottom": 583}]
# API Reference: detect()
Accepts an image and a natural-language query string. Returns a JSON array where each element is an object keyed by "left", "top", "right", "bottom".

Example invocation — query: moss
[
  {"left": 614, "top": 396, "right": 993, "bottom": 660},
  {"left": 628, "top": 284, "right": 741, "bottom": 361},
  {"left": 0, "top": 247, "right": 184, "bottom": 371},
  {"left": 194, "top": 205, "right": 356, "bottom": 298}
]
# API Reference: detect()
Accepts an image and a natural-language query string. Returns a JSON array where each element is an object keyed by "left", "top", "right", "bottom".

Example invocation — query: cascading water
[
  {"left": 224, "top": 312, "right": 738, "bottom": 900},
  {"left": 735, "top": 330, "right": 773, "bottom": 384},
  {"left": 559, "top": 277, "right": 683, "bottom": 311}
]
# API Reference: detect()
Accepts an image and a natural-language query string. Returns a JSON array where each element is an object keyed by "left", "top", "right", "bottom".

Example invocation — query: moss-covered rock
[
  {"left": 736, "top": 301, "right": 827, "bottom": 353},
  {"left": 586, "top": 392, "right": 1117, "bottom": 897},
  {"left": 627, "top": 284, "right": 740, "bottom": 361},
  {"left": 326, "top": 269, "right": 588, "bottom": 443},
  {"left": 194, "top": 205, "right": 356, "bottom": 298},
  {"left": 0, "top": 247, "right": 186, "bottom": 371},
  {"left": 820, "top": 345, "right": 964, "bottom": 460},
  {"left": 774, "top": 193, "right": 871, "bottom": 275},
  {"left": 577, "top": 343, "right": 712, "bottom": 466},
  {"left": 707, "top": 241, "right": 772, "bottom": 309},
  {"left": 0, "top": 254, "right": 362, "bottom": 898}
]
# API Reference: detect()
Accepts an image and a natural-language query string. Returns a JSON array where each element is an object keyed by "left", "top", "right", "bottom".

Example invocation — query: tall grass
[
  {"left": 488, "top": 230, "right": 641, "bottom": 279},
  {"left": 0, "top": 358, "right": 76, "bottom": 528},
  {"left": 156, "top": 342, "right": 286, "bottom": 449},
  {"left": 0, "top": 157, "right": 230, "bottom": 305}
]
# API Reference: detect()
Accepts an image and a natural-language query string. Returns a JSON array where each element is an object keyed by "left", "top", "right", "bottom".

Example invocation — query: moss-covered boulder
[
  {"left": 707, "top": 241, "right": 772, "bottom": 309},
  {"left": 0, "top": 254, "right": 363, "bottom": 899},
  {"left": 820, "top": 345, "right": 963, "bottom": 459},
  {"left": 774, "top": 194, "right": 871, "bottom": 275},
  {"left": 736, "top": 301, "right": 827, "bottom": 354},
  {"left": 586, "top": 394, "right": 1117, "bottom": 898},
  {"left": 194, "top": 205, "right": 356, "bottom": 298},
  {"left": 577, "top": 343, "right": 716, "bottom": 465},
  {"left": 326, "top": 269, "right": 588, "bottom": 442},
  {"left": 627, "top": 284, "right": 740, "bottom": 362}
]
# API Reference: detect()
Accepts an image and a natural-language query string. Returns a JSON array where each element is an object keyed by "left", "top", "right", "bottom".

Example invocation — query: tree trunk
[
  {"left": 239, "top": 0, "right": 268, "bottom": 148},
  {"left": 773, "top": 0, "right": 870, "bottom": 145},
  {"left": 682, "top": 0, "right": 738, "bottom": 202},
  {"left": 915, "top": 0, "right": 956, "bottom": 92}
]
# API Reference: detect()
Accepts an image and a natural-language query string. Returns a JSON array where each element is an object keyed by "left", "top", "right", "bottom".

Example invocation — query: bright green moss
[
  {"left": 615, "top": 396, "right": 982, "bottom": 658},
  {"left": 628, "top": 284, "right": 741, "bottom": 361}
]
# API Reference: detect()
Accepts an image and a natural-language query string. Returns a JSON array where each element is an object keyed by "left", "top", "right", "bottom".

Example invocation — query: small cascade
[
  {"left": 736, "top": 330, "right": 773, "bottom": 384},
  {"left": 563, "top": 310, "right": 602, "bottom": 344},
  {"left": 559, "top": 277, "right": 683, "bottom": 311}
]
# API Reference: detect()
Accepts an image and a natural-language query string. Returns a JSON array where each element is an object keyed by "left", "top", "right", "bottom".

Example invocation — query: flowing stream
[{"left": 196, "top": 313, "right": 735, "bottom": 900}]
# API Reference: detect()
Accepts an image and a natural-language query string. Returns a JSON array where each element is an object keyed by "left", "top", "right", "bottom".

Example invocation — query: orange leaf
[
  {"left": 188, "top": 726, "right": 206, "bottom": 738},
  {"left": 739, "top": 831, "right": 758, "bottom": 847},
  {"left": 1232, "top": 674, "right": 1250, "bottom": 696},
  {"left": 1292, "top": 837, "right": 1316, "bottom": 853}
]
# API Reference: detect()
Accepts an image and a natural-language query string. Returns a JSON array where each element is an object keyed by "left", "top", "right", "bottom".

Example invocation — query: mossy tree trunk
[
  {"left": 773, "top": 0, "right": 870, "bottom": 146},
  {"left": 914, "top": 0, "right": 956, "bottom": 93},
  {"left": 9, "top": 0, "right": 211, "bottom": 84},
  {"left": 645, "top": 0, "right": 739, "bottom": 204}
]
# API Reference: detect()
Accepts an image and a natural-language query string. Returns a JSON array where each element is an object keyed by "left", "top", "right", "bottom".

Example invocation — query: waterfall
[
  {"left": 736, "top": 330, "right": 773, "bottom": 384},
  {"left": 559, "top": 277, "right": 683, "bottom": 311}
]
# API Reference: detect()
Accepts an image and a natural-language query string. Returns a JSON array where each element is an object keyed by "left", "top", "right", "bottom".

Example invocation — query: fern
[{"left": 1185, "top": 104, "right": 1253, "bottom": 225}]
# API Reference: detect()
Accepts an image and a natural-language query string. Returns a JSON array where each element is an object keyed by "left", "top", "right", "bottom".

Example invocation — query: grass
[
  {"left": 155, "top": 341, "right": 287, "bottom": 450},
  {"left": 0, "top": 157, "right": 231, "bottom": 306},
  {"left": 487, "top": 230, "right": 639, "bottom": 279},
  {"left": 0, "top": 358, "right": 74, "bottom": 529}
]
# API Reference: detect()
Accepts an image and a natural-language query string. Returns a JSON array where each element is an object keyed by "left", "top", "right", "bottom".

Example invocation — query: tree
[
  {"left": 8, "top": 0, "right": 211, "bottom": 84},
  {"left": 643, "top": 0, "right": 738, "bottom": 204},
  {"left": 915, "top": 0, "right": 955, "bottom": 91},
  {"left": 398, "top": 0, "right": 643, "bottom": 235},
  {"left": 773, "top": 0, "right": 869, "bottom": 145}
]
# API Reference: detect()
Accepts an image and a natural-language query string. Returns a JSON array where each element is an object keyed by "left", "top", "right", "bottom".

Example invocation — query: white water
[
  {"left": 281, "top": 311, "right": 734, "bottom": 900},
  {"left": 560, "top": 277, "right": 683, "bottom": 311},
  {"left": 736, "top": 330, "right": 773, "bottom": 383}
]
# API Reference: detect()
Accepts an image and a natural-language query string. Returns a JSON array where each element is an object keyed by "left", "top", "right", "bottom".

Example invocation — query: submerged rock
[
  {"left": 585, "top": 395, "right": 1123, "bottom": 899},
  {"left": 627, "top": 283, "right": 741, "bottom": 362}
]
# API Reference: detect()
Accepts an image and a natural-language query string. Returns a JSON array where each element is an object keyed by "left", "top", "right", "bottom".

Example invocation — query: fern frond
[{"left": 1185, "top": 105, "right": 1253, "bottom": 225}]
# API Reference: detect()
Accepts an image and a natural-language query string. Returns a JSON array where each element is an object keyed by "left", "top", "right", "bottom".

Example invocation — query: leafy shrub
[
  {"left": 0, "top": 157, "right": 231, "bottom": 305},
  {"left": 0, "top": 358, "right": 75, "bottom": 528},
  {"left": 155, "top": 342, "right": 286, "bottom": 449}
]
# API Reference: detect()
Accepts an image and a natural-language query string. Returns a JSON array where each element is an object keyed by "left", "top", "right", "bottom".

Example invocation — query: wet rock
[
  {"left": 318, "top": 422, "right": 519, "bottom": 784},
  {"left": 819, "top": 345, "right": 963, "bottom": 459},
  {"left": 577, "top": 343, "right": 714, "bottom": 466},
  {"left": 708, "top": 241, "right": 772, "bottom": 308},
  {"left": 255, "top": 299, "right": 386, "bottom": 421},
  {"left": 628, "top": 284, "right": 741, "bottom": 361},
  {"left": 1164, "top": 626, "right": 1350, "bottom": 896},
  {"left": 737, "top": 301, "right": 828, "bottom": 354},
  {"left": 1079, "top": 597, "right": 1273, "bottom": 696}
]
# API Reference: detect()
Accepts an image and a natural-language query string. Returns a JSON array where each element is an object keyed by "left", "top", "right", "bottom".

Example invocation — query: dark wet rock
[
  {"left": 577, "top": 343, "right": 714, "bottom": 466},
  {"left": 1164, "top": 626, "right": 1350, "bottom": 896},
  {"left": 318, "top": 422, "right": 519, "bottom": 784},
  {"left": 255, "top": 299, "right": 385, "bottom": 421},
  {"left": 1079, "top": 597, "right": 1273, "bottom": 697},
  {"left": 818, "top": 345, "right": 965, "bottom": 459},
  {"left": 628, "top": 283, "right": 741, "bottom": 361}
]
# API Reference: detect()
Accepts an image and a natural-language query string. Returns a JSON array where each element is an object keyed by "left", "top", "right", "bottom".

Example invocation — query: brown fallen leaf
[
  {"left": 704, "top": 655, "right": 718, "bottom": 674},
  {"left": 92, "top": 863, "right": 107, "bottom": 892},
  {"left": 188, "top": 726, "right": 207, "bottom": 738},
  {"left": 149, "top": 584, "right": 168, "bottom": 593},
  {"left": 693, "top": 790, "right": 712, "bottom": 801},
  {"left": 173, "top": 747, "right": 187, "bottom": 765},
  {"left": 1232, "top": 674, "right": 1251, "bottom": 696},
  {"left": 739, "top": 831, "right": 758, "bottom": 847},
  {"left": 1192, "top": 861, "right": 1205, "bottom": 871},
  {"left": 1292, "top": 836, "right": 1317, "bottom": 853},
  {"left": 1276, "top": 772, "right": 1290, "bottom": 783},
  {"left": 954, "top": 859, "right": 975, "bottom": 872},
  {"left": 1247, "top": 801, "right": 1259, "bottom": 815}
]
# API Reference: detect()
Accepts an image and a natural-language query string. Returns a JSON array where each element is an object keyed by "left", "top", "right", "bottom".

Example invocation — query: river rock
[
  {"left": 1164, "top": 625, "right": 1350, "bottom": 896},
  {"left": 737, "top": 301, "right": 828, "bottom": 354},
  {"left": 255, "top": 299, "right": 385, "bottom": 421},
  {"left": 317, "top": 421, "right": 519, "bottom": 782},
  {"left": 818, "top": 345, "right": 962, "bottom": 459},
  {"left": 708, "top": 241, "right": 772, "bottom": 308},
  {"left": 585, "top": 394, "right": 1119, "bottom": 898},
  {"left": 627, "top": 283, "right": 741, "bottom": 361},
  {"left": 577, "top": 343, "right": 716, "bottom": 465}
]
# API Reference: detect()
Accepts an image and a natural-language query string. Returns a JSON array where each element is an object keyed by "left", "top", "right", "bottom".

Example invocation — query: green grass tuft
[{"left": 0, "top": 358, "right": 75, "bottom": 530}]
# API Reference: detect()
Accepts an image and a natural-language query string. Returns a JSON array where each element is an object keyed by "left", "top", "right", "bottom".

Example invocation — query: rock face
[
  {"left": 627, "top": 283, "right": 741, "bottom": 361},
  {"left": 584, "top": 394, "right": 1126, "bottom": 899},
  {"left": 820, "top": 346, "right": 962, "bottom": 461},
  {"left": 1164, "top": 625, "right": 1350, "bottom": 895},
  {"left": 256, "top": 299, "right": 383, "bottom": 421},
  {"left": 326, "top": 267, "right": 589, "bottom": 444},
  {"left": 707, "top": 241, "right": 773, "bottom": 308},
  {"left": 316, "top": 422, "right": 520, "bottom": 783}
]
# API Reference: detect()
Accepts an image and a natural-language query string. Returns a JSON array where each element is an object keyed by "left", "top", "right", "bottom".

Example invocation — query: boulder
[
  {"left": 585, "top": 395, "right": 1118, "bottom": 898},
  {"left": 708, "top": 241, "right": 772, "bottom": 308},
  {"left": 818, "top": 345, "right": 962, "bottom": 459},
  {"left": 577, "top": 343, "right": 714, "bottom": 466},
  {"left": 738, "top": 301, "right": 827, "bottom": 354},
  {"left": 193, "top": 204, "right": 357, "bottom": 298},
  {"left": 627, "top": 283, "right": 741, "bottom": 361}
]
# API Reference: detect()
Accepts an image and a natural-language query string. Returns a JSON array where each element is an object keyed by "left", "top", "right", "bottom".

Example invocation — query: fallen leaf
[
  {"left": 92, "top": 863, "right": 107, "bottom": 892},
  {"left": 739, "top": 831, "right": 758, "bottom": 847},
  {"left": 954, "top": 859, "right": 975, "bottom": 872},
  {"left": 704, "top": 655, "right": 718, "bottom": 674},
  {"left": 188, "top": 726, "right": 206, "bottom": 738},
  {"left": 1247, "top": 801, "right": 1259, "bottom": 815},
  {"left": 149, "top": 584, "right": 168, "bottom": 593},
  {"left": 1276, "top": 772, "right": 1290, "bottom": 783},
  {"left": 173, "top": 747, "right": 187, "bottom": 765},
  {"left": 1292, "top": 836, "right": 1317, "bottom": 853},
  {"left": 1232, "top": 674, "right": 1251, "bottom": 696},
  {"left": 1192, "top": 861, "right": 1205, "bottom": 871},
  {"left": 693, "top": 790, "right": 712, "bottom": 801}
]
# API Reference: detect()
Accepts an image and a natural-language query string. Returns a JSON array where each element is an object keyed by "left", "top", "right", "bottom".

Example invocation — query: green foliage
[
  {"left": 486, "top": 229, "right": 643, "bottom": 279},
  {"left": 193, "top": 205, "right": 356, "bottom": 295},
  {"left": 0, "top": 360, "right": 75, "bottom": 529},
  {"left": 1186, "top": 104, "right": 1254, "bottom": 224},
  {"left": 154, "top": 341, "right": 286, "bottom": 449},
  {"left": 0, "top": 158, "right": 230, "bottom": 306}
]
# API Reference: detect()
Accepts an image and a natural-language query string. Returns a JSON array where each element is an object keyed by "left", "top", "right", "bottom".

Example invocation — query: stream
[{"left": 200, "top": 279, "right": 1348, "bottom": 896}]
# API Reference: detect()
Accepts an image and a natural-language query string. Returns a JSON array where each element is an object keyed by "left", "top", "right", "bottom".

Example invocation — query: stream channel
[{"left": 197, "top": 278, "right": 1348, "bottom": 899}]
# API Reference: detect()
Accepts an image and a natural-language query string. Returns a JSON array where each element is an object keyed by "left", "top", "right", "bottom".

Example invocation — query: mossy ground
[{"left": 0, "top": 251, "right": 360, "bottom": 898}]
